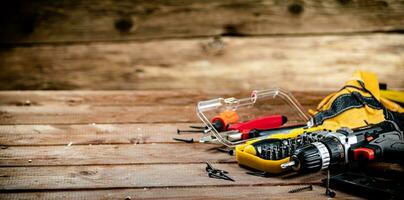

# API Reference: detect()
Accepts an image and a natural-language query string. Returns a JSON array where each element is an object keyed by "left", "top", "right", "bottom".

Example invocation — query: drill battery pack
[{"left": 329, "top": 171, "right": 404, "bottom": 199}]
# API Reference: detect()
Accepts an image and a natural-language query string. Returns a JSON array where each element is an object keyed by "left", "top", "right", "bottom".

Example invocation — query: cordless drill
[{"left": 280, "top": 120, "right": 404, "bottom": 173}]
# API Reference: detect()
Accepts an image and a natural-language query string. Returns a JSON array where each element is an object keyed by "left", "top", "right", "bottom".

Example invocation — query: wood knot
[
  {"left": 202, "top": 36, "right": 225, "bottom": 55},
  {"left": 377, "top": 1, "right": 389, "bottom": 8},
  {"left": 114, "top": 18, "right": 134, "bottom": 33},
  {"left": 288, "top": 3, "right": 304, "bottom": 15},
  {"left": 338, "top": 0, "right": 351, "bottom": 4},
  {"left": 79, "top": 170, "right": 97, "bottom": 176},
  {"left": 222, "top": 24, "right": 244, "bottom": 36}
]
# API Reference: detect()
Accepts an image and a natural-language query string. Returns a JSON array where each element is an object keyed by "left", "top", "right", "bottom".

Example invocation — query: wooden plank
[
  {"left": 0, "top": 164, "right": 326, "bottom": 190},
  {"left": 0, "top": 185, "right": 363, "bottom": 200},
  {"left": 0, "top": 90, "right": 324, "bottom": 124},
  {"left": 1, "top": 0, "right": 404, "bottom": 44},
  {"left": 0, "top": 91, "right": 326, "bottom": 106},
  {"left": 1, "top": 35, "right": 403, "bottom": 90},
  {"left": 0, "top": 103, "right": 310, "bottom": 125},
  {"left": 0, "top": 143, "right": 234, "bottom": 166},
  {"left": 0, "top": 123, "right": 195, "bottom": 145},
  {"left": 0, "top": 105, "right": 198, "bottom": 124},
  {"left": 0, "top": 90, "right": 211, "bottom": 107}
]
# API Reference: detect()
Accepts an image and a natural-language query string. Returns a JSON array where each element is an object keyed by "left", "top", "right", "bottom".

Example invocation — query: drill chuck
[
  {"left": 283, "top": 136, "right": 345, "bottom": 173},
  {"left": 288, "top": 142, "right": 330, "bottom": 173}
]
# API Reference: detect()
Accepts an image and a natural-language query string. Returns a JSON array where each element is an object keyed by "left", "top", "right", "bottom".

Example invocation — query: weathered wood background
[
  {"left": 0, "top": 90, "right": 367, "bottom": 200},
  {"left": 0, "top": 0, "right": 403, "bottom": 90},
  {"left": 1, "top": 1, "right": 403, "bottom": 199}
]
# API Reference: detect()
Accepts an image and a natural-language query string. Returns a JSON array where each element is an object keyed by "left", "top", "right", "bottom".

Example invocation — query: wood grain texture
[
  {"left": 0, "top": 91, "right": 326, "bottom": 106},
  {"left": 0, "top": 185, "right": 363, "bottom": 200},
  {"left": 0, "top": 91, "right": 323, "bottom": 125},
  {"left": 0, "top": 91, "right": 322, "bottom": 145},
  {"left": 0, "top": 123, "right": 195, "bottom": 145},
  {"left": 0, "top": 90, "right": 208, "bottom": 106},
  {"left": 1, "top": 0, "right": 404, "bottom": 44},
  {"left": 0, "top": 104, "right": 308, "bottom": 125},
  {"left": 5, "top": 104, "right": 314, "bottom": 126},
  {"left": 0, "top": 105, "right": 198, "bottom": 124},
  {"left": 0, "top": 90, "right": 396, "bottom": 199},
  {"left": 1, "top": 35, "right": 403, "bottom": 90},
  {"left": 0, "top": 143, "right": 234, "bottom": 166},
  {"left": 0, "top": 164, "right": 325, "bottom": 190}
]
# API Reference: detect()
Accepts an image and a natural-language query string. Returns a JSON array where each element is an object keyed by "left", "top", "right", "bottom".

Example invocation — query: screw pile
[{"left": 205, "top": 162, "right": 234, "bottom": 182}]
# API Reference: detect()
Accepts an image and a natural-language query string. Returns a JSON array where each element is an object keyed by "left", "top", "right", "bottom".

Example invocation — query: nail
[{"left": 172, "top": 137, "right": 194, "bottom": 143}]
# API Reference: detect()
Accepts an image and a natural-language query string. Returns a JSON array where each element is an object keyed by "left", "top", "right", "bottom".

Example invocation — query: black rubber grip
[{"left": 383, "top": 139, "right": 404, "bottom": 163}]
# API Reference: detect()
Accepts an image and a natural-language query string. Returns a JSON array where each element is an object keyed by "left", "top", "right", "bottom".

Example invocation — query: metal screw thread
[{"left": 288, "top": 185, "right": 313, "bottom": 193}]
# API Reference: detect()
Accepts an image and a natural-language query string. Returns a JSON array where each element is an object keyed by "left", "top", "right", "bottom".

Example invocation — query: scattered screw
[
  {"left": 177, "top": 129, "right": 203, "bottom": 134},
  {"left": 125, "top": 196, "right": 132, "bottom": 200},
  {"left": 172, "top": 137, "right": 194, "bottom": 143},
  {"left": 188, "top": 125, "right": 206, "bottom": 129},
  {"left": 177, "top": 125, "right": 212, "bottom": 134},
  {"left": 217, "top": 147, "right": 234, "bottom": 156},
  {"left": 206, "top": 162, "right": 228, "bottom": 174},
  {"left": 325, "top": 170, "right": 336, "bottom": 198},
  {"left": 28, "top": 159, "right": 32, "bottom": 163},
  {"left": 205, "top": 162, "right": 234, "bottom": 182},
  {"left": 246, "top": 171, "right": 271, "bottom": 177},
  {"left": 288, "top": 185, "right": 313, "bottom": 193}
]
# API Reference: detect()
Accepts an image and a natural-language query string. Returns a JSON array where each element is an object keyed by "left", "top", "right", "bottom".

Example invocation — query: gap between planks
[
  {"left": 0, "top": 163, "right": 326, "bottom": 190},
  {"left": 0, "top": 143, "right": 235, "bottom": 167},
  {"left": 0, "top": 104, "right": 311, "bottom": 125},
  {"left": 0, "top": 123, "right": 199, "bottom": 146}
]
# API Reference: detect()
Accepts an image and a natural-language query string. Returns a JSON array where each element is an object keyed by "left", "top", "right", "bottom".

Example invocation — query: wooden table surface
[{"left": 0, "top": 90, "right": 363, "bottom": 199}]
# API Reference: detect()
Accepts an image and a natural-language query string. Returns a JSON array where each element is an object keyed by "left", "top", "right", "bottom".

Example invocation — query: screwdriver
[
  {"left": 200, "top": 115, "right": 293, "bottom": 143},
  {"left": 230, "top": 123, "right": 306, "bottom": 141},
  {"left": 177, "top": 110, "right": 240, "bottom": 134},
  {"left": 179, "top": 113, "right": 287, "bottom": 136},
  {"left": 228, "top": 115, "right": 288, "bottom": 139}
]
